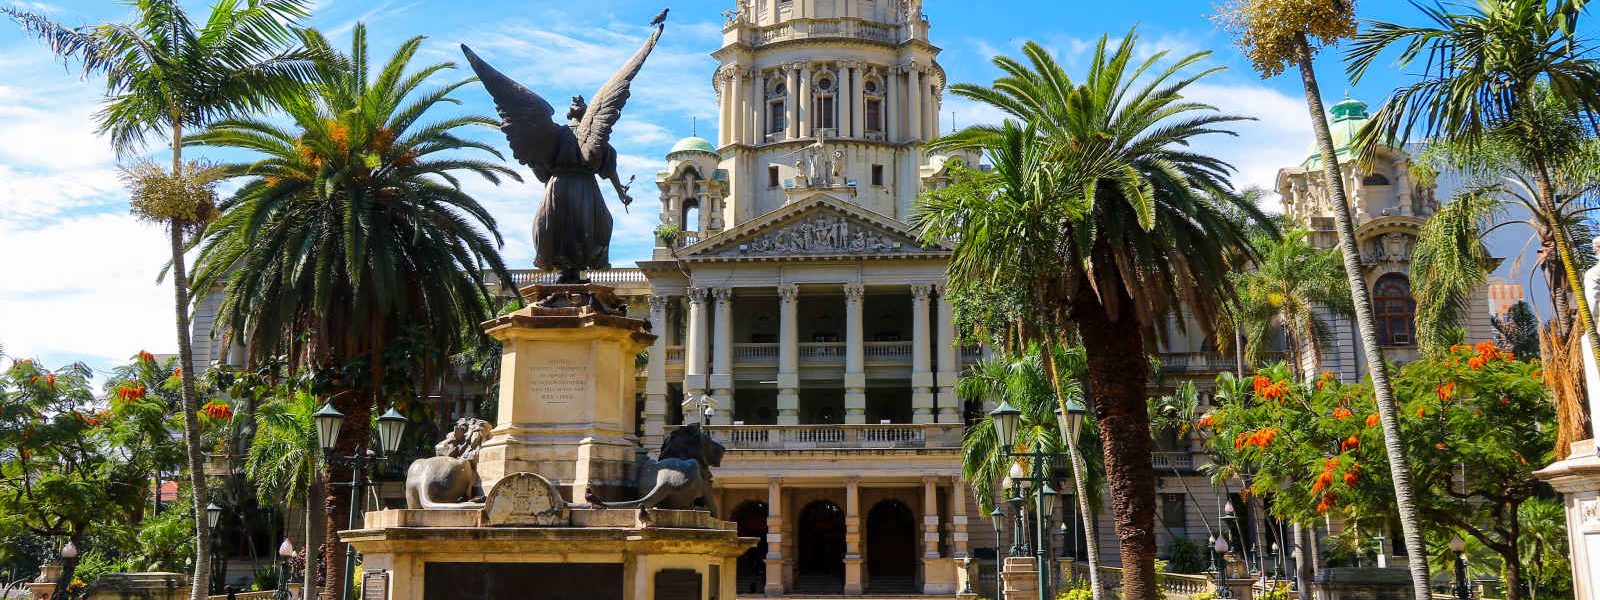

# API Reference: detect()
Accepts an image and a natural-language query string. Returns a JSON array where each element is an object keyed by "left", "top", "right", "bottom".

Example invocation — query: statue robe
[{"left": 534, "top": 129, "right": 617, "bottom": 274}]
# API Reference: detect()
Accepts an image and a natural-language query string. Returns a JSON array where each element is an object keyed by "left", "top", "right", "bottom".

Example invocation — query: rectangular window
[
  {"left": 871, "top": 165, "right": 884, "bottom": 186},
  {"left": 1161, "top": 494, "right": 1186, "bottom": 535},
  {"left": 818, "top": 97, "right": 836, "bottom": 130},
  {"left": 768, "top": 101, "right": 786, "bottom": 135},
  {"left": 768, "top": 165, "right": 781, "bottom": 188},
  {"left": 865, "top": 99, "right": 883, "bottom": 132}
]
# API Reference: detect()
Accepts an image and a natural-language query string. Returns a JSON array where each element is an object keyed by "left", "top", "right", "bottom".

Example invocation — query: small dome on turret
[
  {"left": 667, "top": 136, "right": 717, "bottom": 159},
  {"left": 1303, "top": 97, "right": 1372, "bottom": 169}
]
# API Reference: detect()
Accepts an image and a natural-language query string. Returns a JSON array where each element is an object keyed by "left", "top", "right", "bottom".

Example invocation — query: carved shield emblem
[{"left": 483, "top": 472, "right": 570, "bottom": 526}]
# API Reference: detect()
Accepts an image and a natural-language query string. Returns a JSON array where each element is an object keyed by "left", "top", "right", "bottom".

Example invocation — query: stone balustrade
[
  {"left": 1066, "top": 563, "right": 1213, "bottom": 598},
  {"left": 670, "top": 423, "right": 964, "bottom": 450},
  {"left": 747, "top": 18, "right": 899, "bottom": 47}
]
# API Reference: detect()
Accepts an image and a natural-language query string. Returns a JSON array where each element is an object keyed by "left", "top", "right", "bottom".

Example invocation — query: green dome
[
  {"left": 668, "top": 136, "right": 717, "bottom": 156},
  {"left": 1303, "top": 97, "right": 1370, "bottom": 169}
]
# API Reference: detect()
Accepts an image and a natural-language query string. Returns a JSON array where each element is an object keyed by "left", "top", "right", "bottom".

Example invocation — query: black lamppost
[
  {"left": 314, "top": 402, "right": 408, "bottom": 600},
  {"left": 275, "top": 539, "right": 295, "bottom": 600},
  {"left": 1450, "top": 535, "right": 1472, "bottom": 599},
  {"left": 990, "top": 507, "right": 1004, "bottom": 600},
  {"left": 1210, "top": 535, "right": 1233, "bottom": 598},
  {"left": 52, "top": 540, "right": 78, "bottom": 600},
  {"left": 206, "top": 503, "right": 224, "bottom": 593},
  {"left": 988, "top": 399, "right": 1079, "bottom": 600}
]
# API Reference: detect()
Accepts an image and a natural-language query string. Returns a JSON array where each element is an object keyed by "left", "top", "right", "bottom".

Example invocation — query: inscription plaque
[
  {"left": 361, "top": 569, "right": 388, "bottom": 600},
  {"left": 530, "top": 356, "right": 588, "bottom": 405},
  {"left": 426, "top": 563, "right": 622, "bottom": 600}
]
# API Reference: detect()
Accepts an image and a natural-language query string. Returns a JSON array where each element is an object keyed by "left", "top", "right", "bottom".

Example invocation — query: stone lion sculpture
[
  {"left": 405, "top": 417, "right": 492, "bottom": 509},
  {"left": 592, "top": 423, "right": 726, "bottom": 517}
]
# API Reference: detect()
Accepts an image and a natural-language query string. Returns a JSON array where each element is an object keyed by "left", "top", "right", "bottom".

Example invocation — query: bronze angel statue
[{"left": 462, "top": 14, "right": 665, "bottom": 283}]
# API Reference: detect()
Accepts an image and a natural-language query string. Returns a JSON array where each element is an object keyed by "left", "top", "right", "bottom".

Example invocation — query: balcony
[
  {"left": 1151, "top": 451, "right": 1195, "bottom": 471},
  {"left": 506, "top": 267, "right": 648, "bottom": 288},
  {"left": 670, "top": 342, "right": 977, "bottom": 366},
  {"left": 745, "top": 18, "right": 899, "bottom": 47},
  {"left": 679, "top": 423, "right": 964, "bottom": 450},
  {"left": 1156, "top": 351, "right": 1286, "bottom": 374}
]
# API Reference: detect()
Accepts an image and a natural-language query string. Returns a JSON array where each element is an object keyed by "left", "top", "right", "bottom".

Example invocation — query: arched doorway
[
  {"left": 796, "top": 500, "right": 846, "bottom": 593},
  {"left": 731, "top": 501, "right": 768, "bottom": 594},
  {"left": 865, "top": 499, "right": 919, "bottom": 594}
]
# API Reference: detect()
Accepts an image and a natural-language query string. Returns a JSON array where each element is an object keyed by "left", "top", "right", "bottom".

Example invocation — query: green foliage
[
  {"left": 1495, "top": 301, "right": 1542, "bottom": 360},
  {"left": 1203, "top": 343, "right": 1555, "bottom": 591},
  {"left": 1223, "top": 229, "right": 1350, "bottom": 375},
  {"left": 1164, "top": 536, "right": 1208, "bottom": 574},
  {"left": 1055, "top": 579, "right": 1094, "bottom": 600},
  {"left": 654, "top": 224, "right": 681, "bottom": 246}
]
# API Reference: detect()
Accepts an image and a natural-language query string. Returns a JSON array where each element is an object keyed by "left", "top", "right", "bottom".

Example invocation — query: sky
[{"left": 0, "top": 0, "right": 1582, "bottom": 384}]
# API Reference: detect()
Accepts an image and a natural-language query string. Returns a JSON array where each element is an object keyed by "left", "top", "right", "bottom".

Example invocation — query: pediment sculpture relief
[{"left": 731, "top": 212, "right": 918, "bottom": 256}]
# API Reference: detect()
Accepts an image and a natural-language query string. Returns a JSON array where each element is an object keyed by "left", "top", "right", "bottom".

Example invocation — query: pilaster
[
  {"left": 911, "top": 284, "right": 935, "bottom": 423},
  {"left": 950, "top": 477, "right": 969, "bottom": 557},
  {"left": 886, "top": 67, "right": 900, "bottom": 142},
  {"left": 798, "top": 63, "right": 813, "bottom": 139},
  {"left": 844, "top": 283, "right": 867, "bottom": 424},
  {"left": 934, "top": 283, "right": 962, "bottom": 423},
  {"left": 711, "top": 286, "right": 735, "bottom": 423},
  {"left": 684, "top": 287, "right": 710, "bottom": 395},
  {"left": 850, "top": 63, "right": 865, "bottom": 139},
  {"left": 644, "top": 294, "right": 670, "bottom": 447},
  {"left": 922, "top": 475, "right": 940, "bottom": 558},
  {"left": 785, "top": 65, "right": 800, "bottom": 140},
  {"left": 765, "top": 476, "right": 786, "bottom": 596},
  {"left": 907, "top": 64, "right": 923, "bottom": 142},
  {"left": 844, "top": 476, "right": 864, "bottom": 595}
]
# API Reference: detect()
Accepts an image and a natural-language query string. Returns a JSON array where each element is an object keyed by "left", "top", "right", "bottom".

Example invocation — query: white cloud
[{"left": 1185, "top": 80, "right": 1312, "bottom": 211}]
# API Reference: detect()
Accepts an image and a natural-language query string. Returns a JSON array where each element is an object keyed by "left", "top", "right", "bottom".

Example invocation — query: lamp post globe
[
  {"left": 1039, "top": 483, "right": 1058, "bottom": 519},
  {"left": 206, "top": 503, "right": 224, "bottom": 529},
  {"left": 375, "top": 407, "right": 409, "bottom": 455},
  {"left": 59, "top": 541, "right": 77, "bottom": 560},
  {"left": 1010, "top": 461, "right": 1032, "bottom": 490},
  {"left": 1214, "top": 536, "right": 1230, "bottom": 554},
  {"left": 1055, "top": 398, "right": 1086, "bottom": 444},
  {"left": 990, "top": 400, "right": 1021, "bottom": 449},
  {"left": 313, "top": 402, "right": 345, "bottom": 451}
]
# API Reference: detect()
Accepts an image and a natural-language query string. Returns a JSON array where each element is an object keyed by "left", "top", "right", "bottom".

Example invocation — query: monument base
[
  {"left": 1000, "top": 556, "right": 1038, "bottom": 600},
  {"left": 346, "top": 507, "right": 753, "bottom": 600},
  {"left": 1536, "top": 437, "right": 1600, "bottom": 600},
  {"left": 1313, "top": 567, "right": 1415, "bottom": 600}
]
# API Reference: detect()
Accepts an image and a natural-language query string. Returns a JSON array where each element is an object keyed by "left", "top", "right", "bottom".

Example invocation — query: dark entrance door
[
  {"left": 795, "top": 500, "right": 845, "bottom": 593},
  {"left": 865, "top": 499, "right": 918, "bottom": 593},
  {"left": 732, "top": 501, "right": 769, "bottom": 594},
  {"left": 424, "top": 562, "right": 623, "bottom": 600}
]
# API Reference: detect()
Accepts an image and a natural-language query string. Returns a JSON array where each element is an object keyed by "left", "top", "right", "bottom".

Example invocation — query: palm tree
[
  {"left": 1214, "top": 2, "right": 1436, "bottom": 595},
  {"left": 246, "top": 388, "right": 324, "bottom": 598},
  {"left": 188, "top": 24, "right": 519, "bottom": 599},
  {"left": 1226, "top": 229, "right": 1352, "bottom": 379},
  {"left": 917, "top": 32, "right": 1269, "bottom": 598},
  {"left": 4, "top": 3, "right": 320, "bottom": 597},
  {"left": 958, "top": 346, "right": 1105, "bottom": 595},
  {"left": 1348, "top": 0, "right": 1600, "bottom": 434}
]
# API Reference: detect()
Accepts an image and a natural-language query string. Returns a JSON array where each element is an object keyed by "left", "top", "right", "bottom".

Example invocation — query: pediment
[{"left": 680, "top": 195, "right": 947, "bottom": 261}]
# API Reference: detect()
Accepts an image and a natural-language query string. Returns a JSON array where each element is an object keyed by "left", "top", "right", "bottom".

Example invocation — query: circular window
[
  {"left": 773, "top": 83, "right": 787, "bottom": 96},
  {"left": 864, "top": 81, "right": 878, "bottom": 93},
  {"left": 817, "top": 78, "right": 833, "bottom": 91}
]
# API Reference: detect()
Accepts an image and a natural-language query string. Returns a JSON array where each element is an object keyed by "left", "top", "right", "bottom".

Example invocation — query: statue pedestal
[
  {"left": 1536, "top": 438, "right": 1600, "bottom": 600},
  {"left": 475, "top": 284, "right": 654, "bottom": 501},
  {"left": 1000, "top": 556, "right": 1038, "bottom": 600}
]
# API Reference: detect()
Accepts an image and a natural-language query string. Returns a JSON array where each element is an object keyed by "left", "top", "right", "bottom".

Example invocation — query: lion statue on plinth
[
  {"left": 404, "top": 417, "right": 492, "bottom": 509},
  {"left": 585, "top": 423, "right": 726, "bottom": 517}
]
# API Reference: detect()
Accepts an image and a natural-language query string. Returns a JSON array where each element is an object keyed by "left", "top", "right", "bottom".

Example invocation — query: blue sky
[{"left": 0, "top": 0, "right": 1577, "bottom": 383}]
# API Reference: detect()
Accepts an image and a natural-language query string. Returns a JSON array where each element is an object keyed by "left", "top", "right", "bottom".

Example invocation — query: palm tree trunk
[
  {"left": 1293, "top": 523, "right": 1315, "bottom": 594},
  {"left": 1293, "top": 36, "right": 1432, "bottom": 600},
  {"left": 1043, "top": 350, "right": 1104, "bottom": 599},
  {"left": 1531, "top": 152, "right": 1600, "bottom": 432},
  {"left": 1543, "top": 246, "right": 1573, "bottom": 339},
  {"left": 1074, "top": 289, "right": 1158, "bottom": 600},
  {"left": 305, "top": 476, "right": 324, "bottom": 598},
  {"left": 167, "top": 115, "right": 213, "bottom": 600}
]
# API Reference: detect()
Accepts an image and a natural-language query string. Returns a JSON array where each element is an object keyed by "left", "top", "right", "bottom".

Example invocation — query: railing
[
  {"left": 1151, "top": 451, "right": 1196, "bottom": 471},
  {"left": 665, "top": 346, "right": 685, "bottom": 362},
  {"left": 507, "top": 267, "right": 648, "bottom": 287},
  {"left": 799, "top": 342, "right": 846, "bottom": 361},
  {"left": 1067, "top": 563, "right": 1212, "bottom": 597},
  {"left": 733, "top": 343, "right": 779, "bottom": 363},
  {"left": 1158, "top": 351, "right": 1291, "bottom": 374},
  {"left": 864, "top": 340, "right": 912, "bottom": 360},
  {"left": 675, "top": 423, "right": 965, "bottom": 450},
  {"left": 961, "top": 346, "right": 983, "bottom": 362},
  {"left": 750, "top": 18, "right": 899, "bottom": 46}
]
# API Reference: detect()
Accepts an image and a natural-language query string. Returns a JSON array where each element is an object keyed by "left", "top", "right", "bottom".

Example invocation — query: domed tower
[
  {"left": 655, "top": 134, "right": 731, "bottom": 255},
  {"left": 710, "top": 0, "right": 944, "bottom": 224}
]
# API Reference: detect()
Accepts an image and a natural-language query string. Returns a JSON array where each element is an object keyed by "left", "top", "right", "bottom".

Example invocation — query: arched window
[
  {"left": 767, "top": 79, "right": 788, "bottom": 136},
  {"left": 1362, "top": 173, "right": 1391, "bottom": 186},
  {"left": 1373, "top": 274, "right": 1415, "bottom": 346}
]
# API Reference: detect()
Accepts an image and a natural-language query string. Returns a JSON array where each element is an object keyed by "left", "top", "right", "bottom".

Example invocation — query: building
[{"left": 1487, "top": 277, "right": 1526, "bottom": 317}]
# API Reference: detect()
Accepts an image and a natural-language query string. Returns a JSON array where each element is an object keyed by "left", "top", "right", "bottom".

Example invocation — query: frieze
[{"left": 733, "top": 213, "right": 916, "bottom": 256}]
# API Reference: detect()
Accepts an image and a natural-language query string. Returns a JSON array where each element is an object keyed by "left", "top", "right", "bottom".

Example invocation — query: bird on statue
[{"left": 650, "top": 8, "right": 669, "bottom": 26}]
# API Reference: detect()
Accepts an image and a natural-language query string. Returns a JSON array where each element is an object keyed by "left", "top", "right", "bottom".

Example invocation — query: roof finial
[{"left": 691, "top": 115, "right": 697, "bottom": 137}]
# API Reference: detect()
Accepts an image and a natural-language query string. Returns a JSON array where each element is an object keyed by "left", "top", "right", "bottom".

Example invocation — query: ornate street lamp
[
  {"left": 990, "top": 400, "right": 1021, "bottom": 448},
  {"left": 275, "top": 539, "right": 295, "bottom": 600},
  {"left": 206, "top": 503, "right": 224, "bottom": 529},
  {"left": 1054, "top": 398, "right": 1086, "bottom": 444},
  {"left": 1450, "top": 535, "right": 1472, "bottom": 599},
  {"left": 205, "top": 503, "right": 224, "bottom": 594},
  {"left": 316, "top": 401, "right": 409, "bottom": 600},
  {"left": 990, "top": 506, "right": 1005, "bottom": 600},
  {"left": 1212, "top": 535, "right": 1234, "bottom": 598}
]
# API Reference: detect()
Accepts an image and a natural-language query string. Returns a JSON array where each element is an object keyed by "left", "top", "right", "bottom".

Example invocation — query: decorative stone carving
[
  {"left": 687, "top": 286, "right": 709, "bottom": 304},
  {"left": 483, "top": 472, "right": 570, "bottom": 526},
  {"left": 405, "top": 417, "right": 492, "bottom": 509},
  {"left": 741, "top": 213, "right": 908, "bottom": 255},
  {"left": 712, "top": 287, "right": 734, "bottom": 304},
  {"left": 1363, "top": 232, "right": 1412, "bottom": 264},
  {"left": 910, "top": 284, "right": 932, "bottom": 300},
  {"left": 777, "top": 284, "right": 799, "bottom": 303},
  {"left": 844, "top": 283, "right": 865, "bottom": 302},
  {"left": 648, "top": 294, "right": 669, "bottom": 313}
]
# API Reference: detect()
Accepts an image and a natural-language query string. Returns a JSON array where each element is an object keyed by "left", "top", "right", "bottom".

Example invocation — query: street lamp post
[
  {"left": 1211, "top": 535, "right": 1233, "bottom": 598},
  {"left": 276, "top": 539, "right": 295, "bottom": 600},
  {"left": 1450, "top": 535, "right": 1472, "bottom": 599},
  {"left": 206, "top": 503, "right": 224, "bottom": 594},
  {"left": 314, "top": 403, "right": 408, "bottom": 600},
  {"left": 52, "top": 540, "right": 79, "bottom": 600},
  {"left": 988, "top": 399, "right": 1082, "bottom": 600},
  {"left": 990, "top": 507, "right": 1004, "bottom": 600}
]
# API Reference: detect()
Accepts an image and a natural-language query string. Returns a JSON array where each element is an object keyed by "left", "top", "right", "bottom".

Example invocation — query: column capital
[
  {"left": 843, "top": 283, "right": 865, "bottom": 302},
  {"left": 845, "top": 475, "right": 861, "bottom": 486},
  {"left": 931, "top": 281, "right": 948, "bottom": 296},
  {"left": 778, "top": 283, "right": 800, "bottom": 303},
  {"left": 910, "top": 284, "right": 933, "bottom": 300},
  {"left": 712, "top": 286, "right": 734, "bottom": 303},
  {"left": 687, "top": 286, "right": 710, "bottom": 303},
  {"left": 648, "top": 294, "right": 671, "bottom": 312}
]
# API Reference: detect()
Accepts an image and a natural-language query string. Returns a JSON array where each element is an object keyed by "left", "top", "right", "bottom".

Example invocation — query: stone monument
[
  {"left": 342, "top": 14, "right": 755, "bottom": 600},
  {"left": 1535, "top": 235, "right": 1600, "bottom": 600}
]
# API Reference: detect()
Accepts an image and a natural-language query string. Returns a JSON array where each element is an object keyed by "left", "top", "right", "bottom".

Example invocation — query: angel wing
[
  {"left": 461, "top": 45, "right": 571, "bottom": 183},
  {"left": 576, "top": 25, "right": 664, "bottom": 168}
]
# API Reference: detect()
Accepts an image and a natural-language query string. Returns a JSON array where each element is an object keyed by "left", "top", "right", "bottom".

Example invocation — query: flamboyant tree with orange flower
[
  {"left": 1200, "top": 344, "right": 1557, "bottom": 600},
  {"left": 0, "top": 356, "right": 183, "bottom": 593}
]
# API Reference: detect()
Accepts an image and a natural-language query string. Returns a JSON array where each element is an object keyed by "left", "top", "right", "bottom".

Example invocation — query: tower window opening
[
  {"left": 1374, "top": 273, "right": 1415, "bottom": 346},
  {"left": 769, "top": 165, "right": 781, "bottom": 188},
  {"left": 871, "top": 165, "right": 884, "bottom": 186},
  {"left": 1362, "top": 173, "right": 1391, "bottom": 186},
  {"left": 865, "top": 98, "right": 883, "bottom": 133},
  {"left": 818, "top": 95, "right": 836, "bottom": 130},
  {"left": 768, "top": 100, "right": 786, "bottom": 135}
]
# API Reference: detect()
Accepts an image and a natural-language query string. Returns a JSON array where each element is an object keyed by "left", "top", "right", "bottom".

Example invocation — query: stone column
[
  {"left": 717, "top": 68, "right": 729, "bottom": 147},
  {"left": 786, "top": 65, "right": 800, "bottom": 140},
  {"left": 930, "top": 84, "right": 941, "bottom": 137},
  {"left": 731, "top": 68, "right": 746, "bottom": 146},
  {"left": 798, "top": 64, "right": 812, "bottom": 139},
  {"left": 644, "top": 294, "right": 671, "bottom": 448},
  {"left": 838, "top": 63, "right": 854, "bottom": 138},
  {"left": 844, "top": 476, "right": 864, "bottom": 595},
  {"left": 765, "top": 476, "right": 786, "bottom": 595},
  {"left": 1535, "top": 438, "right": 1600, "bottom": 597},
  {"left": 711, "top": 287, "right": 735, "bottom": 424},
  {"left": 886, "top": 67, "right": 900, "bottom": 142},
  {"left": 934, "top": 284, "right": 962, "bottom": 423},
  {"left": 950, "top": 478, "right": 969, "bottom": 558},
  {"left": 911, "top": 284, "right": 935, "bottom": 423},
  {"left": 685, "top": 287, "right": 711, "bottom": 397},
  {"left": 777, "top": 284, "right": 801, "bottom": 425},
  {"left": 844, "top": 283, "right": 867, "bottom": 424},
  {"left": 907, "top": 66, "right": 923, "bottom": 141},
  {"left": 922, "top": 476, "right": 941, "bottom": 559},
  {"left": 851, "top": 63, "right": 865, "bottom": 139}
]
